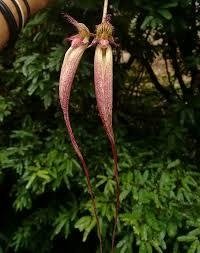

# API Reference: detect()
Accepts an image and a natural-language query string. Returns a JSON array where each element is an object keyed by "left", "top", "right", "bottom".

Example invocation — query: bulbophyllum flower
[
  {"left": 59, "top": 15, "right": 103, "bottom": 253},
  {"left": 59, "top": 15, "right": 90, "bottom": 126},
  {"left": 94, "top": 20, "right": 115, "bottom": 138},
  {"left": 59, "top": 2, "right": 119, "bottom": 251},
  {"left": 59, "top": 15, "right": 91, "bottom": 175},
  {"left": 93, "top": 19, "right": 120, "bottom": 252}
]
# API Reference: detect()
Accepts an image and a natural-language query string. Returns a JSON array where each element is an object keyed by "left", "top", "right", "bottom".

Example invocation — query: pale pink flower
[
  {"left": 94, "top": 20, "right": 119, "bottom": 252},
  {"left": 59, "top": 13, "right": 119, "bottom": 253},
  {"left": 59, "top": 15, "right": 102, "bottom": 253},
  {"left": 59, "top": 14, "right": 90, "bottom": 160}
]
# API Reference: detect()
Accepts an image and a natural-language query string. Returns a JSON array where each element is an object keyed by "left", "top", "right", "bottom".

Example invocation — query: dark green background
[{"left": 0, "top": 0, "right": 200, "bottom": 252}]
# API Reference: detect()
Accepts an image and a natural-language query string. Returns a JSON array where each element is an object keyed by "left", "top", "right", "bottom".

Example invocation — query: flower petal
[
  {"left": 59, "top": 44, "right": 103, "bottom": 253},
  {"left": 59, "top": 45, "right": 87, "bottom": 156},
  {"left": 94, "top": 45, "right": 113, "bottom": 138},
  {"left": 94, "top": 44, "right": 120, "bottom": 252},
  {"left": 63, "top": 14, "right": 90, "bottom": 38}
]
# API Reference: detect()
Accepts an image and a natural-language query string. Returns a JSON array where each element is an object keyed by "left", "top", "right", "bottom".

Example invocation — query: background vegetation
[{"left": 0, "top": 0, "right": 200, "bottom": 252}]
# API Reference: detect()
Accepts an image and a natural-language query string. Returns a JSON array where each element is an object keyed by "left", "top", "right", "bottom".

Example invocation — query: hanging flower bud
[{"left": 59, "top": 15, "right": 102, "bottom": 253}]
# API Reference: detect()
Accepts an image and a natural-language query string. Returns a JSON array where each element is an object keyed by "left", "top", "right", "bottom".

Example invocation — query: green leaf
[
  {"left": 37, "top": 170, "right": 51, "bottom": 181},
  {"left": 141, "top": 16, "right": 154, "bottom": 29},
  {"left": 83, "top": 218, "right": 95, "bottom": 242},
  {"left": 167, "top": 223, "right": 177, "bottom": 238},
  {"left": 188, "top": 240, "right": 199, "bottom": 253},
  {"left": 75, "top": 216, "right": 92, "bottom": 232},
  {"left": 162, "top": 2, "right": 178, "bottom": 8},
  {"left": 167, "top": 159, "right": 180, "bottom": 169},
  {"left": 158, "top": 9, "right": 172, "bottom": 20},
  {"left": 178, "top": 235, "right": 197, "bottom": 242},
  {"left": 25, "top": 174, "right": 36, "bottom": 189},
  {"left": 75, "top": 216, "right": 95, "bottom": 242},
  {"left": 54, "top": 217, "right": 68, "bottom": 236}
]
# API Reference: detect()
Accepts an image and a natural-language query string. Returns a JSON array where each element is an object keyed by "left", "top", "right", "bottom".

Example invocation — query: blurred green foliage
[{"left": 0, "top": 0, "right": 200, "bottom": 252}]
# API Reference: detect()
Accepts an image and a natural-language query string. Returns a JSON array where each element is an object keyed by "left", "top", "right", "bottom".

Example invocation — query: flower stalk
[{"left": 102, "top": 0, "right": 109, "bottom": 22}]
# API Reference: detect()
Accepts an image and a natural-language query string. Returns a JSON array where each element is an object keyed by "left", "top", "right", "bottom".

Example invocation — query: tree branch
[
  {"left": 168, "top": 38, "right": 188, "bottom": 96},
  {"left": 163, "top": 53, "right": 182, "bottom": 100},
  {"left": 141, "top": 57, "right": 172, "bottom": 101}
]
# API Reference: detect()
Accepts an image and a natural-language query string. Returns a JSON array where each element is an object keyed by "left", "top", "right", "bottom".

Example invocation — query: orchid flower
[
  {"left": 93, "top": 19, "right": 120, "bottom": 253},
  {"left": 59, "top": 15, "right": 103, "bottom": 253},
  {"left": 59, "top": 1, "right": 119, "bottom": 252}
]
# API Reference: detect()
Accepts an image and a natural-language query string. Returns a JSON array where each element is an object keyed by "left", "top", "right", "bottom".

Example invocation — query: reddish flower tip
[{"left": 63, "top": 13, "right": 91, "bottom": 42}]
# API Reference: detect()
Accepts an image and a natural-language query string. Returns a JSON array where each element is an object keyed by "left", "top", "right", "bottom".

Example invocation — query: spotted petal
[
  {"left": 94, "top": 43, "right": 119, "bottom": 252},
  {"left": 94, "top": 44, "right": 114, "bottom": 139},
  {"left": 59, "top": 15, "right": 102, "bottom": 253},
  {"left": 59, "top": 45, "right": 87, "bottom": 157}
]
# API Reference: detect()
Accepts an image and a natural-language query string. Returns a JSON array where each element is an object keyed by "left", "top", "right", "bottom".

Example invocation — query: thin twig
[
  {"left": 163, "top": 54, "right": 172, "bottom": 86},
  {"left": 110, "top": 139, "right": 120, "bottom": 253},
  {"left": 141, "top": 57, "right": 172, "bottom": 101},
  {"left": 163, "top": 54, "right": 182, "bottom": 100},
  {"left": 102, "top": 0, "right": 109, "bottom": 22},
  {"left": 168, "top": 38, "right": 187, "bottom": 97}
]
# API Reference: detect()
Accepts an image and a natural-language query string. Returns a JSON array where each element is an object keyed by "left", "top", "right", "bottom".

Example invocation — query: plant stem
[
  {"left": 63, "top": 110, "right": 103, "bottom": 253},
  {"left": 102, "top": 0, "right": 109, "bottom": 22},
  {"left": 110, "top": 138, "right": 120, "bottom": 253}
]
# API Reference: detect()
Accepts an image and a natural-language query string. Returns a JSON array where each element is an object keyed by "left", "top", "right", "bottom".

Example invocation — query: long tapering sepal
[
  {"left": 94, "top": 43, "right": 120, "bottom": 252},
  {"left": 59, "top": 16, "right": 103, "bottom": 253},
  {"left": 94, "top": 45, "right": 113, "bottom": 137}
]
